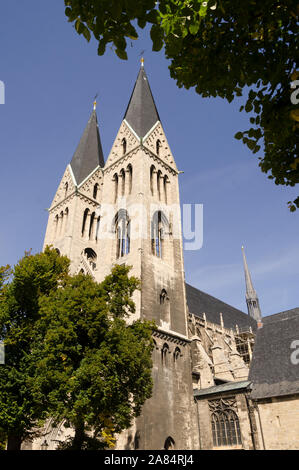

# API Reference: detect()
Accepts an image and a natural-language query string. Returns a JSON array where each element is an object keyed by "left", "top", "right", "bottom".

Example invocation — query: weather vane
[{"left": 93, "top": 92, "right": 98, "bottom": 110}]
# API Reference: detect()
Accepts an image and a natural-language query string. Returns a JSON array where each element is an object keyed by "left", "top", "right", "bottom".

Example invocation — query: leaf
[
  {"left": 235, "top": 132, "right": 243, "bottom": 140},
  {"left": 82, "top": 26, "right": 91, "bottom": 42},
  {"left": 150, "top": 24, "right": 164, "bottom": 52},
  {"left": 189, "top": 22, "right": 200, "bottom": 35},
  {"left": 115, "top": 48, "right": 128, "bottom": 60},
  {"left": 97, "top": 40, "right": 106, "bottom": 56}
]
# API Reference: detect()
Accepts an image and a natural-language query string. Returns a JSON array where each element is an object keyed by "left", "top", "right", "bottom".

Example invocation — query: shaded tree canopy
[
  {"left": 64, "top": 0, "right": 299, "bottom": 210},
  {"left": 0, "top": 247, "right": 70, "bottom": 450},
  {"left": 0, "top": 248, "right": 155, "bottom": 450},
  {"left": 33, "top": 265, "right": 155, "bottom": 450}
]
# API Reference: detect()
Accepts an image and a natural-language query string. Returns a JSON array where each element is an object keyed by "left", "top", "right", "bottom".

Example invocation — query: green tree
[
  {"left": 0, "top": 247, "right": 70, "bottom": 450},
  {"left": 32, "top": 265, "right": 154, "bottom": 450},
  {"left": 64, "top": 0, "right": 299, "bottom": 210}
]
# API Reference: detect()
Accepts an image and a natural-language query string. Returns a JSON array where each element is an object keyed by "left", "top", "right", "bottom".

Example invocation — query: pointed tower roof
[
  {"left": 70, "top": 108, "right": 105, "bottom": 185},
  {"left": 124, "top": 60, "right": 160, "bottom": 139},
  {"left": 242, "top": 246, "right": 262, "bottom": 323},
  {"left": 241, "top": 246, "right": 257, "bottom": 299}
]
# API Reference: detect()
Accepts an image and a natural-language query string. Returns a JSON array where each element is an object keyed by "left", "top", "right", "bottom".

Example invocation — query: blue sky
[{"left": 0, "top": 2, "right": 298, "bottom": 316}]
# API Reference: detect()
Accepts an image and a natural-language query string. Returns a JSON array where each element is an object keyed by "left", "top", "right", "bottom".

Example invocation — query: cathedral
[{"left": 31, "top": 61, "right": 299, "bottom": 450}]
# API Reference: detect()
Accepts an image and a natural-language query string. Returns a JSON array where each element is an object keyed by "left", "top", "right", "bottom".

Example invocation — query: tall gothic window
[
  {"left": 95, "top": 216, "right": 101, "bottom": 241},
  {"left": 156, "top": 139, "right": 161, "bottom": 156},
  {"left": 161, "top": 343, "right": 169, "bottom": 366},
  {"left": 160, "top": 289, "right": 170, "bottom": 327},
  {"left": 127, "top": 164, "right": 133, "bottom": 194},
  {"left": 82, "top": 208, "right": 89, "bottom": 236},
  {"left": 113, "top": 174, "right": 118, "bottom": 203},
  {"left": 64, "top": 207, "right": 69, "bottom": 234},
  {"left": 54, "top": 214, "right": 59, "bottom": 236},
  {"left": 150, "top": 165, "right": 155, "bottom": 196},
  {"left": 210, "top": 400, "right": 242, "bottom": 448},
  {"left": 120, "top": 169, "right": 125, "bottom": 196},
  {"left": 173, "top": 347, "right": 181, "bottom": 363},
  {"left": 122, "top": 138, "right": 127, "bottom": 155},
  {"left": 64, "top": 182, "right": 68, "bottom": 198},
  {"left": 163, "top": 175, "right": 168, "bottom": 204},
  {"left": 151, "top": 211, "right": 168, "bottom": 258},
  {"left": 115, "top": 209, "right": 131, "bottom": 258},
  {"left": 157, "top": 170, "right": 162, "bottom": 200},
  {"left": 89, "top": 212, "right": 96, "bottom": 240},
  {"left": 84, "top": 248, "right": 97, "bottom": 270},
  {"left": 93, "top": 183, "right": 99, "bottom": 200}
]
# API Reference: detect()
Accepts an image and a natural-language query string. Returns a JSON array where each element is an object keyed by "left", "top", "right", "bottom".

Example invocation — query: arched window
[
  {"left": 120, "top": 169, "right": 125, "bottom": 196},
  {"left": 156, "top": 139, "right": 161, "bottom": 156},
  {"left": 84, "top": 248, "right": 97, "bottom": 270},
  {"left": 114, "top": 209, "right": 131, "bottom": 258},
  {"left": 84, "top": 248, "right": 97, "bottom": 260},
  {"left": 59, "top": 210, "right": 64, "bottom": 235},
  {"left": 89, "top": 212, "right": 96, "bottom": 240},
  {"left": 157, "top": 170, "right": 162, "bottom": 200},
  {"left": 64, "top": 182, "right": 68, "bottom": 198},
  {"left": 82, "top": 208, "right": 89, "bottom": 236},
  {"left": 64, "top": 207, "right": 69, "bottom": 234},
  {"left": 150, "top": 165, "right": 155, "bottom": 196},
  {"left": 54, "top": 214, "right": 59, "bottom": 236},
  {"left": 163, "top": 175, "right": 168, "bottom": 204},
  {"left": 122, "top": 138, "right": 127, "bottom": 155},
  {"left": 127, "top": 164, "right": 133, "bottom": 194},
  {"left": 160, "top": 289, "right": 170, "bottom": 327},
  {"left": 93, "top": 183, "right": 99, "bottom": 200},
  {"left": 211, "top": 410, "right": 242, "bottom": 447},
  {"left": 113, "top": 174, "right": 118, "bottom": 203},
  {"left": 151, "top": 211, "right": 168, "bottom": 258},
  {"left": 161, "top": 343, "right": 169, "bottom": 366},
  {"left": 95, "top": 216, "right": 101, "bottom": 241},
  {"left": 173, "top": 347, "right": 181, "bottom": 362},
  {"left": 160, "top": 289, "right": 167, "bottom": 304},
  {"left": 164, "top": 436, "right": 175, "bottom": 450}
]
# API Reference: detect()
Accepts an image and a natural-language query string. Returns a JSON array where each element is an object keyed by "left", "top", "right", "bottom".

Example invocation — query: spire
[
  {"left": 124, "top": 61, "right": 160, "bottom": 139},
  {"left": 241, "top": 246, "right": 262, "bottom": 323},
  {"left": 70, "top": 108, "right": 105, "bottom": 185}
]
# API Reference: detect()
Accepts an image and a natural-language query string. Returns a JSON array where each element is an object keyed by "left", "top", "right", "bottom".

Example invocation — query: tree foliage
[
  {"left": 0, "top": 248, "right": 154, "bottom": 450},
  {"left": 33, "top": 265, "right": 154, "bottom": 450},
  {"left": 64, "top": 0, "right": 299, "bottom": 210},
  {"left": 0, "top": 247, "right": 70, "bottom": 449}
]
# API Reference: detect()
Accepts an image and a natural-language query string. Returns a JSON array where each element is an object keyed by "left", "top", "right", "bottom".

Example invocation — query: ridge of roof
[{"left": 185, "top": 282, "right": 257, "bottom": 331}]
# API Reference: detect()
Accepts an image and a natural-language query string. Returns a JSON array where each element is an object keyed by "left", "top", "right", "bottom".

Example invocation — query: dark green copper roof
[
  {"left": 70, "top": 110, "right": 104, "bottom": 185},
  {"left": 124, "top": 65, "right": 160, "bottom": 138}
]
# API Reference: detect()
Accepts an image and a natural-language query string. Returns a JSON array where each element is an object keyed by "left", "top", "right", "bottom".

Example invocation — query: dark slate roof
[
  {"left": 185, "top": 283, "right": 257, "bottom": 331},
  {"left": 249, "top": 308, "right": 299, "bottom": 399},
  {"left": 70, "top": 110, "right": 104, "bottom": 185},
  {"left": 194, "top": 380, "right": 251, "bottom": 398},
  {"left": 124, "top": 65, "right": 160, "bottom": 138}
]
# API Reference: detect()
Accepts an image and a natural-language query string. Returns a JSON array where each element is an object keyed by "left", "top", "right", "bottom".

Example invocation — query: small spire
[
  {"left": 241, "top": 246, "right": 262, "bottom": 323},
  {"left": 123, "top": 62, "right": 160, "bottom": 138},
  {"left": 93, "top": 100, "right": 97, "bottom": 111}
]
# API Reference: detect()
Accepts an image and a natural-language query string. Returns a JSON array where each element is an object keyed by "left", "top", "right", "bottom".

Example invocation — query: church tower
[
  {"left": 43, "top": 61, "right": 196, "bottom": 450},
  {"left": 242, "top": 246, "right": 262, "bottom": 323}
]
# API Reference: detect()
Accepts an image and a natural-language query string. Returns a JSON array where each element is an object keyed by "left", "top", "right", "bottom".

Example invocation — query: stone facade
[{"left": 28, "top": 64, "right": 298, "bottom": 451}]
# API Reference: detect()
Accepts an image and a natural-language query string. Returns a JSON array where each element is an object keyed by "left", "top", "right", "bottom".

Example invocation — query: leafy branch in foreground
[{"left": 64, "top": 0, "right": 299, "bottom": 210}]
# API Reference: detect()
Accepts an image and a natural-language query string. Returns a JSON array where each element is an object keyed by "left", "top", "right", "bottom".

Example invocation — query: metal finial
[
  {"left": 140, "top": 57, "right": 144, "bottom": 67},
  {"left": 93, "top": 93, "right": 98, "bottom": 111}
]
